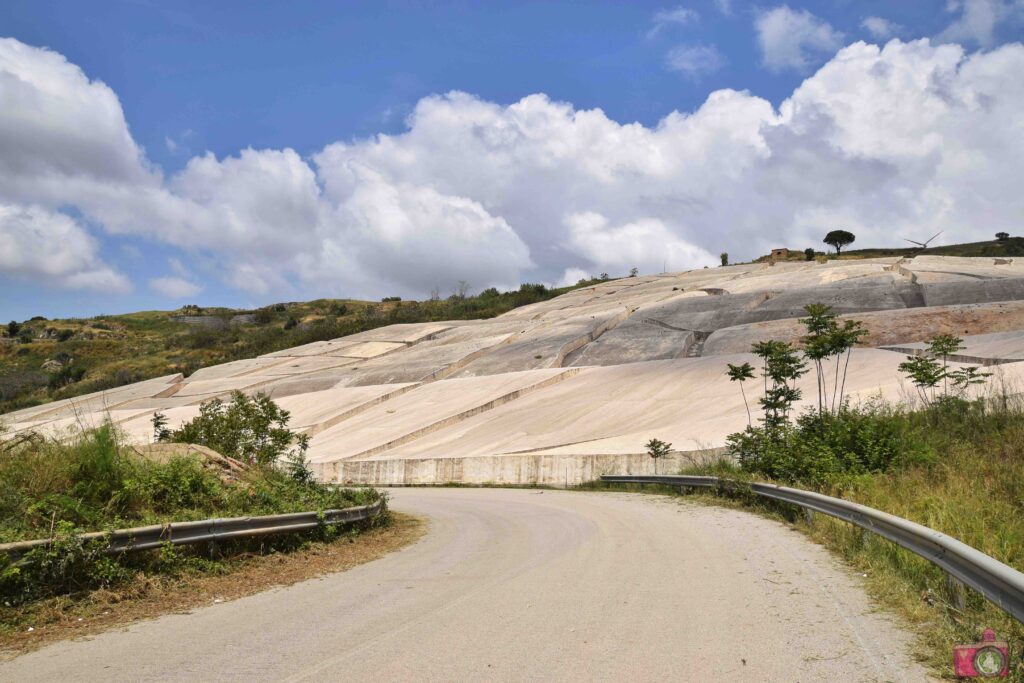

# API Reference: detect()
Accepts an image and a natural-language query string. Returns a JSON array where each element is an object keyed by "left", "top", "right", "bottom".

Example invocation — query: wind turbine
[{"left": 904, "top": 231, "right": 943, "bottom": 251}]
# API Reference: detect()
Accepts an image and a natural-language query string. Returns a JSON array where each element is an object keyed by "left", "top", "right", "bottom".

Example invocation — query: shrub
[
  {"left": 163, "top": 391, "right": 306, "bottom": 467},
  {"left": 804, "top": 247, "right": 815, "bottom": 261},
  {"left": 727, "top": 402, "right": 930, "bottom": 488},
  {"left": 47, "top": 364, "right": 86, "bottom": 389}
]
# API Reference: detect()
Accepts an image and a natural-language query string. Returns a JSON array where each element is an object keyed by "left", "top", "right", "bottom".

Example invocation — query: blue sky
[{"left": 2, "top": 0, "right": 1023, "bottom": 319}]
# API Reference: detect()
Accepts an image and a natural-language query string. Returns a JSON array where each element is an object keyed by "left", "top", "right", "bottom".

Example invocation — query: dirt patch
[{"left": 0, "top": 513, "right": 424, "bottom": 659}]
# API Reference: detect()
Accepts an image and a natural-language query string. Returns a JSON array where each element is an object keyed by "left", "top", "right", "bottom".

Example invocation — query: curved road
[{"left": 1, "top": 489, "right": 927, "bottom": 682}]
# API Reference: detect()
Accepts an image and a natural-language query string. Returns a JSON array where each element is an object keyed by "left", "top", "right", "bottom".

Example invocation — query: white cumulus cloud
[
  {"left": 755, "top": 5, "right": 844, "bottom": 72},
  {"left": 1, "top": 36, "right": 1024, "bottom": 304},
  {"left": 0, "top": 203, "right": 130, "bottom": 293},
  {"left": 149, "top": 277, "right": 202, "bottom": 298},
  {"left": 936, "top": 0, "right": 1023, "bottom": 46},
  {"left": 861, "top": 16, "right": 902, "bottom": 40}
]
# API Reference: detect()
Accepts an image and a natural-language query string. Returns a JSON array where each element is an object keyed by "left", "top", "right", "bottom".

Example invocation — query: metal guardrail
[
  {"left": 0, "top": 500, "right": 384, "bottom": 559},
  {"left": 601, "top": 475, "right": 1024, "bottom": 623}
]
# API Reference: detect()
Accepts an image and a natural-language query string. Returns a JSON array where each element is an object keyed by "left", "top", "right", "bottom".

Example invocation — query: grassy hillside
[{"left": 0, "top": 279, "right": 609, "bottom": 415}]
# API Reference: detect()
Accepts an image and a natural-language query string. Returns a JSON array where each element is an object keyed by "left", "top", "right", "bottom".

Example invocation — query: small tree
[
  {"left": 996, "top": 232, "right": 1010, "bottom": 241},
  {"left": 151, "top": 412, "right": 171, "bottom": 442},
  {"left": 726, "top": 362, "right": 756, "bottom": 426},
  {"left": 629, "top": 267, "right": 639, "bottom": 277},
  {"left": 645, "top": 438, "right": 672, "bottom": 474},
  {"left": 898, "top": 335, "right": 991, "bottom": 406},
  {"left": 799, "top": 304, "right": 866, "bottom": 414},
  {"left": 599, "top": 272, "right": 610, "bottom": 280},
  {"left": 803, "top": 248, "right": 815, "bottom": 261},
  {"left": 6, "top": 321, "right": 20, "bottom": 338},
  {"left": 750, "top": 340, "right": 808, "bottom": 431},
  {"left": 720, "top": 252, "right": 729, "bottom": 266},
  {"left": 823, "top": 229, "right": 855, "bottom": 255}
]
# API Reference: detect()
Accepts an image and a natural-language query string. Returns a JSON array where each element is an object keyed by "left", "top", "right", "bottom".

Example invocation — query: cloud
[
  {"left": 648, "top": 6, "right": 700, "bottom": 38},
  {"left": 665, "top": 44, "right": 727, "bottom": 77},
  {"left": 755, "top": 5, "right": 843, "bottom": 72},
  {"left": 861, "top": 16, "right": 902, "bottom": 40},
  {"left": 936, "top": 0, "right": 1022, "bottom": 46},
  {"left": 0, "top": 203, "right": 131, "bottom": 292},
  {"left": 565, "top": 213, "right": 715, "bottom": 274},
  {"left": 2, "top": 37, "right": 1024, "bottom": 305},
  {"left": 714, "top": 0, "right": 733, "bottom": 16},
  {"left": 149, "top": 276, "right": 202, "bottom": 298}
]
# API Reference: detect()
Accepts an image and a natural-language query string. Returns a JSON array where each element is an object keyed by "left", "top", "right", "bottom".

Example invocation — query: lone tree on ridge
[{"left": 823, "top": 229, "right": 855, "bottom": 255}]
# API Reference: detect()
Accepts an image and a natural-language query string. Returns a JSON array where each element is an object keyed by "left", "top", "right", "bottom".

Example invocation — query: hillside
[
  {"left": 0, "top": 280, "right": 605, "bottom": 414},
  {"left": 7, "top": 254, "right": 1024, "bottom": 487}
]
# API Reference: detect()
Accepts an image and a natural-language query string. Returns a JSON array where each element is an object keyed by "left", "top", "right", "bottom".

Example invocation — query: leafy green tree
[
  {"left": 823, "top": 229, "right": 855, "bottom": 255},
  {"left": 629, "top": 267, "right": 639, "bottom": 277},
  {"left": 726, "top": 362, "right": 756, "bottom": 426},
  {"left": 6, "top": 321, "right": 20, "bottom": 338},
  {"left": 645, "top": 438, "right": 672, "bottom": 474},
  {"left": 996, "top": 232, "right": 1010, "bottom": 241},
  {"left": 751, "top": 340, "right": 808, "bottom": 431},
  {"left": 720, "top": 252, "right": 728, "bottom": 266},
  {"left": 899, "top": 335, "right": 991, "bottom": 406},
  {"left": 166, "top": 391, "right": 306, "bottom": 467},
  {"left": 804, "top": 248, "right": 815, "bottom": 261},
  {"left": 800, "top": 304, "right": 866, "bottom": 414},
  {"left": 898, "top": 355, "right": 943, "bottom": 405}
]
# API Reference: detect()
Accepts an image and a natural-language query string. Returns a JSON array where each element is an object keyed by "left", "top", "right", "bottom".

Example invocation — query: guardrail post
[
  {"left": 947, "top": 573, "right": 967, "bottom": 611},
  {"left": 803, "top": 509, "right": 815, "bottom": 525}
]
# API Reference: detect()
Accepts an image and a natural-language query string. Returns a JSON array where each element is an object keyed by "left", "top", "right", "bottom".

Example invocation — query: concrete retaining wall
[{"left": 320, "top": 449, "right": 728, "bottom": 487}]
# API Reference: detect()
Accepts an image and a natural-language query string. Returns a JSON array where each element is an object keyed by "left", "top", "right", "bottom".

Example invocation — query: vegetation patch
[{"left": 0, "top": 393, "right": 384, "bottom": 611}]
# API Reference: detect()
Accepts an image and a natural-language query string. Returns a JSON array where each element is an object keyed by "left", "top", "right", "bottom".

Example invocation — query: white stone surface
[{"left": 8, "top": 256, "right": 1024, "bottom": 485}]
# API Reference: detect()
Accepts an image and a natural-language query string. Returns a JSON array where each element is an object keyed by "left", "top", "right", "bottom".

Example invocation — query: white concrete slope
[
  {"left": 7, "top": 255, "right": 1024, "bottom": 485},
  {"left": 0, "top": 489, "right": 928, "bottom": 683}
]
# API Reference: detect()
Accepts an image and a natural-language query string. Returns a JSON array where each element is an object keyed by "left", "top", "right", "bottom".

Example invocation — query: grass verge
[
  {"left": 0, "top": 420, "right": 385, "bottom": 607},
  {"left": 0, "top": 512, "right": 423, "bottom": 658}
]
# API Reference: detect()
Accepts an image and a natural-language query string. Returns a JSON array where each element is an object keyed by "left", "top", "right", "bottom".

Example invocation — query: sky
[{"left": 1, "top": 0, "right": 1023, "bottom": 320}]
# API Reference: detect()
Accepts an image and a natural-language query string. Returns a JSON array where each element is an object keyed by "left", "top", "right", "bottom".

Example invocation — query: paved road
[{"left": 1, "top": 489, "right": 928, "bottom": 682}]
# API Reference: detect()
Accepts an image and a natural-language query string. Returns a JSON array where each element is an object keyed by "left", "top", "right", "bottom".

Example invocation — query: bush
[
  {"left": 163, "top": 391, "right": 307, "bottom": 468},
  {"left": 0, "top": 421, "right": 382, "bottom": 604},
  {"left": 728, "top": 402, "right": 930, "bottom": 488},
  {"left": 47, "top": 364, "right": 86, "bottom": 389}
]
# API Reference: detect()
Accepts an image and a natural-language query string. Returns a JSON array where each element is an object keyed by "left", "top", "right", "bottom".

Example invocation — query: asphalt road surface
[{"left": 0, "top": 488, "right": 928, "bottom": 682}]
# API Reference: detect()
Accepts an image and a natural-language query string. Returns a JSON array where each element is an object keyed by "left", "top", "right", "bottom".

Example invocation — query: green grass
[
  {"left": 0, "top": 422, "right": 384, "bottom": 605},
  {"left": 0, "top": 277, "right": 612, "bottom": 415}
]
